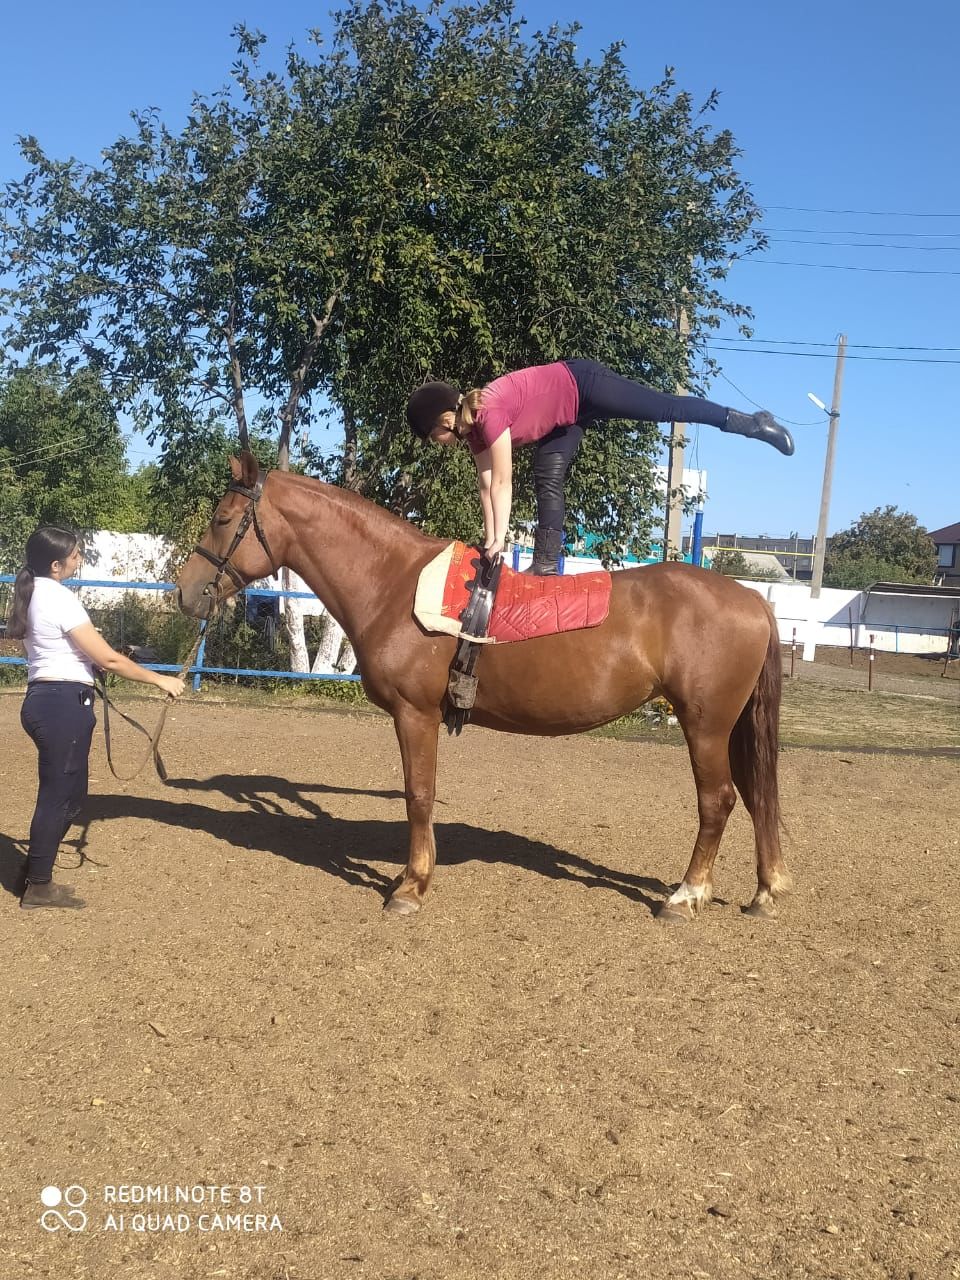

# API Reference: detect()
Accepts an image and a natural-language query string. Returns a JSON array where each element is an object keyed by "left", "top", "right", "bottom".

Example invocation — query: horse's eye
[{"left": 214, "top": 516, "right": 231, "bottom": 527}]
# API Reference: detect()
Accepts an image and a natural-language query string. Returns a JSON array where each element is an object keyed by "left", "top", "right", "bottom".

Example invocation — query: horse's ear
[
  {"left": 230, "top": 451, "right": 259, "bottom": 488},
  {"left": 240, "top": 450, "right": 260, "bottom": 489}
]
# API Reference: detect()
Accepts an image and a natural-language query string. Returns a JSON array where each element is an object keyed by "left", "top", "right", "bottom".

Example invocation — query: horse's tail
[{"left": 729, "top": 607, "right": 782, "bottom": 844}]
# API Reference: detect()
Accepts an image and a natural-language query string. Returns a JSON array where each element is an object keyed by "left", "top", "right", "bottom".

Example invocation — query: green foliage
[
  {"left": 0, "top": 365, "right": 145, "bottom": 570},
  {"left": 823, "top": 506, "right": 937, "bottom": 589},
  {"left": 145, "top": 420, "right": 283, "bottom": 558},
  {"left": 83, "top": 591, "right": 354, "bottom": 690},
  {"left": 0, "top": 2, "right": 763, "bottom": 562},
  {"left": 709, "top": 547, "right": 782, "bottom": 582}
]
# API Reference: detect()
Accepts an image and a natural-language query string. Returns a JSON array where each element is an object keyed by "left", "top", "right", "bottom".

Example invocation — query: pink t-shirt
[{"left": 467, "top": 362, "right": 580, "bottom": 455}]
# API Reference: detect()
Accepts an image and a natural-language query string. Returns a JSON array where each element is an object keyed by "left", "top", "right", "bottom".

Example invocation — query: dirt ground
[
  {"left": 1, "top": 693, "right": 959, "bottom": 1280},
  {"left": 782, "top": 644, "right": 960, "bottom": 695}
]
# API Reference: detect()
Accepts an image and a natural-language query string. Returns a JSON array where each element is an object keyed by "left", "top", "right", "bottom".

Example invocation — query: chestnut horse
[{"left": 177, "top": 453, "right": 790, "bottom": 923}]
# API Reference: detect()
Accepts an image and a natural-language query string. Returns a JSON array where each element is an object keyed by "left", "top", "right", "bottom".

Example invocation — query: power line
[
  {"left": 743, "top": 258, "right": 960, "bottom": 277},
  {"left": 713, "top": 370, "right": 823, "bottom": 427},
  {"left": 767, "top": 237, "right": 960, "bottom": 252},
  {"left": 0, "top": 438, "right": 104, "bottom": 473},
  {"left": 762, "top": 225, "right": 960, "bottom": 239},
  {"left": 706, "top": 344, "right": 960, "bottom": 365},
  {"left": 713, "top": 338, "right": 960, "bottom": 353},
  {"left": 765, "top": 204, "right": 960, "bottom": 218}
]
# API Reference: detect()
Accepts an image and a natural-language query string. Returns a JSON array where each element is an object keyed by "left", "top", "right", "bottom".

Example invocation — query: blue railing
[{"left": 0, "top": 575, "right": 362, "bottom": 691}]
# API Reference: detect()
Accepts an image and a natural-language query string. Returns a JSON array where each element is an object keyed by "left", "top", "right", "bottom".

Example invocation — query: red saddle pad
[{"left": 439, "top": 542, "right": 611, "bottom": 643}]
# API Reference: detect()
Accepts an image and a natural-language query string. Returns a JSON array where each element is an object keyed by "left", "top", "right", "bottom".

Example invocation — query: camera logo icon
[{"left": 39, "top": 1185, "right": 88, "bottom": 1232}]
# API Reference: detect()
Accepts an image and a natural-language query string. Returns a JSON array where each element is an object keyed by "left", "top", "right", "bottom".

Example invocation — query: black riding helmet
[{"left": 406, "top": 382, "right": 461, "bottom": 439}]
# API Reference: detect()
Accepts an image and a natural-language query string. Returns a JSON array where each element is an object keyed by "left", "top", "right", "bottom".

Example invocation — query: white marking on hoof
[
  {"left": 769, "top": 868, "right": 794, "bottom": 897},
  {"left": 665, "top": 881, "right": 712, "bottom": 916},
  {"left": 744, "top": 889, "right": 778, "bottom": 919},
  {"left": 384, "top": 895, "right": 420, "bottom": 916}
]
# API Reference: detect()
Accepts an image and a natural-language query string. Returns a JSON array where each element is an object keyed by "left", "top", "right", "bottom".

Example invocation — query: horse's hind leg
[
  {"left": 659, "top": 725, "right": 738, "bottom": 924},
  {"left": 385, "top": 702, "right": 441, "bottom": 916}
]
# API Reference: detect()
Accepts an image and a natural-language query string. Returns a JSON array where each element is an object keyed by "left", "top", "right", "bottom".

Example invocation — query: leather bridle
[{"left": 192, "top": 474, "right": 279, "bottom": 600}]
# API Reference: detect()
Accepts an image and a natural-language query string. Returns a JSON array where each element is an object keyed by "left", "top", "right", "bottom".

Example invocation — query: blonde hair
[{"left": 456, "top": 388, "right": 485, "bottom": 431}]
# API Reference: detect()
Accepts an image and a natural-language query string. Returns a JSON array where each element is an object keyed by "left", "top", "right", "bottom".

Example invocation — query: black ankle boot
[
  {"left": 21, "top": 880, "right": 86, "bottom": 910},
  {"left": 723, "top": 409, "right": 795, "bottom": 456},
  {"left": 524, "top": 527, "right": 564, "bottom": 576}
]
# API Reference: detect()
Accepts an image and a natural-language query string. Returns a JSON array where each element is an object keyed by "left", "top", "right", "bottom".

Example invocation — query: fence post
[
  {"left": 790, "top": 627, "right": 797, "bottom": 679},
  {"left": 192, "top": 621, "right": 207, "bottom": 694},
  {"left": 868, "top": 633, "right": 875, "bottom": 692}
]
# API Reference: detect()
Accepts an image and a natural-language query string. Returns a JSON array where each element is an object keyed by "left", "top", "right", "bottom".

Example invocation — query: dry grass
[{"left": 780, "top": 680, "right": 960, "bottom": 751}]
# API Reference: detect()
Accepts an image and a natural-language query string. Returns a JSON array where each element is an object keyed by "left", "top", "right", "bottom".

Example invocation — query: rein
[
  {"left": 97, "top": 472, "right": 277, "bottom": 783},
  {"left": 96, "top": 627, "right": 205, "bottom": 784}
]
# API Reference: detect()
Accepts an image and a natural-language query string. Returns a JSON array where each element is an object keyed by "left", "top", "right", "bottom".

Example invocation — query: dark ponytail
[{"left": 5, "top": 525, "right": 80, "bottom": 640}]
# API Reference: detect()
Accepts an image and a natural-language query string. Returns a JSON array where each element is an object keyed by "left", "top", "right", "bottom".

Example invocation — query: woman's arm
[
  {"left": 475, "top": 463, "right": 496, "bottom": 547},
  {"left": 473, "top": 431, "right": 513, "bottom": 559},
  {"left": 68, "top": 623, "right": 185, "bottom": 698}
]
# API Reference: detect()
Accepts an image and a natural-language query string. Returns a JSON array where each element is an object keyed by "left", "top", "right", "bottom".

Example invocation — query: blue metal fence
[{"left": 0, "top": 575, "right": 362, "bottom": 690}]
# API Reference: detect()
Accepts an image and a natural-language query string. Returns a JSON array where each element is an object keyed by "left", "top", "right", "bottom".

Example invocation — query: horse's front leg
[{"left": 385, "top": 703, "right": 442, "bottom": 916}]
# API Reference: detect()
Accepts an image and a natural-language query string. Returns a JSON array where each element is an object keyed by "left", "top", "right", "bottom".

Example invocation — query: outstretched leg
[
  {"left": 563, "top": 359, "right": 794, "bottom": 455},
  {"left": 659, "top": 723, "right": 738, "bottom": 924},
  {"left": 385, "top": 702, "right": 442, "bottom": 916}
]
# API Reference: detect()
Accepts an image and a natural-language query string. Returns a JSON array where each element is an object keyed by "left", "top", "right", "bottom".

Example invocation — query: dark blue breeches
[
  {"left": 20, "top": 681, "right": 96, "bottom": 883},
  {"left": 531, "top": 358, "right": 729, "bottom": 531}
]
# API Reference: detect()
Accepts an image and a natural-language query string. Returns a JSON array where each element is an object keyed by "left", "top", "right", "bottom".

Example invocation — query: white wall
[
  {"left": 736, "top": 579, "right": 951, "bottom": 655},
  {"left": 560, "top": 553, "right": 951, "bottom": 655},
  {"left": 77, "top": 532, "right": 174, "bottom": 604}
]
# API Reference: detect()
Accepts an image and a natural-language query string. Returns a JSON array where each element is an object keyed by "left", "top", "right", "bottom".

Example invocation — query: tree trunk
[
  {"left": 342, "top": 407, "right": 359, "bottom": 490},
  {"left": 310, "top": 610, "right": 344, "bottom": 674},
  {"left": 338, "top": 639, "right": 357, "bottom": 673},
  {"left": 275, "top": 422, "right": 312, "bottom": 672},
  {"left": 283, "top": 569, "right": 311, "bottom": 673}
]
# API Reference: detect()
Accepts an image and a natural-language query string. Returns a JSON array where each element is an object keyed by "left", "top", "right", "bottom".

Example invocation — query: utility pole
[
  {"left": 662, "top": 304, "right": 690, "bottom": 561},
  {"left": 809, "top": 335, "right": 847, "bottom": 599}
]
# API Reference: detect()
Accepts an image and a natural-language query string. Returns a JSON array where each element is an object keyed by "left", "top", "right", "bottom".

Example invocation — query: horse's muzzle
[{"left": 176, "top": 585, "right": 214, "bottom": 621}]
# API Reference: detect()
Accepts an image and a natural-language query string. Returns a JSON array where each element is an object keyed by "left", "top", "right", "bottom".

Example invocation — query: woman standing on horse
[
  {"left": 6, "top": 526, "right": 185, "bottom": 910},
  {"left": 407, "top": 359, "right": 793, "bottom": 574}
]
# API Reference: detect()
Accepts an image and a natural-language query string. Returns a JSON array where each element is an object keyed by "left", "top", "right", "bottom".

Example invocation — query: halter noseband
[{"left": 192, "top": 474, "right": 279, "bottom": 598}]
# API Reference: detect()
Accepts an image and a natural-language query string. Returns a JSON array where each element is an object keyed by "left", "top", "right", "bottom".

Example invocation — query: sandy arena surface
[{"left": 1, "top": 694, "right": 959, "bottom": 1280}]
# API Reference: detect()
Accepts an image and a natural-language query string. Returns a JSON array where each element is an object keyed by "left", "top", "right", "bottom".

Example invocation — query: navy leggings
[
  {"left": 20, "top": 681, "right": 96, "bottom": 883},
  {"left": 531, "top": 359, "right": 730, "bottom": 531}
]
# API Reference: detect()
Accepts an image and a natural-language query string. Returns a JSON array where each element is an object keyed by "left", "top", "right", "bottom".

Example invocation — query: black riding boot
[
  {"left": 525, "top": 527, "right": 564, "bottom": 576},
  {"left": 722, "top": 409, "right": 795, "bottom": 456}
]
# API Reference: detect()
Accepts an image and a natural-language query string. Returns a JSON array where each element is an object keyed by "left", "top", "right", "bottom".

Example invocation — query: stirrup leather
[{"left": 444, "top": 552, "right": 502, "bottom": 735}]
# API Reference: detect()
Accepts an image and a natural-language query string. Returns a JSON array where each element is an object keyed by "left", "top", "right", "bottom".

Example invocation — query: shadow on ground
[{"left": 69, "top": 772, "right": 674, "bottom": 914}]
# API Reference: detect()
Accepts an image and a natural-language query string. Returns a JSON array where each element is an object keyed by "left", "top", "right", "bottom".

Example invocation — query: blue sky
[{"left": 1, "top": 0, "right": 958, "bottom": 541}]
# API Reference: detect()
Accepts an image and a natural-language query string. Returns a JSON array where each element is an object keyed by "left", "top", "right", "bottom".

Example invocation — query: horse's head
[{"left": 176, "top": 452, "right": 279, "bottom": 620}]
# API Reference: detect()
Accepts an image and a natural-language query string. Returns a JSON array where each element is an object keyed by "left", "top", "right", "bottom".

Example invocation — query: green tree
[
  {"left": 0, "top": 1, "right": 762, "bottom": 570},
  {"left": 823, "top": 506, "right": 937, "bottom": 589},
  {"left": 143, "top": 419, "right": 284, "bottom": 561},
  {"left": 0, "top": 365, "right": 143, "bottom": 570},
  {"left": 709, "top": 547, "right": 782, "bottom": 582}
]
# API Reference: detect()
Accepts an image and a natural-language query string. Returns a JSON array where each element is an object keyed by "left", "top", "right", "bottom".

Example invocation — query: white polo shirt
[{"left": 24, "top": 576, "right": 95, "bottom": 685}]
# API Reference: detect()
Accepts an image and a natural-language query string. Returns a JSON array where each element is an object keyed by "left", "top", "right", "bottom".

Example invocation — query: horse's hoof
[
  {"left": 657, "top": 901, "right": 694, "bottom": 925},
  {"left": 384, "top": 895, "right": 420, "bottom": 917},
  {"left": 742, "top": 898, "right": 777, "bottom": 920}
]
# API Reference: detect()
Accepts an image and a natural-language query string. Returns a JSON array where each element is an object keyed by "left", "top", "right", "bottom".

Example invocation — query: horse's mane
[{"left": 279, "top": 470, "right": 448, "bottom": 551}]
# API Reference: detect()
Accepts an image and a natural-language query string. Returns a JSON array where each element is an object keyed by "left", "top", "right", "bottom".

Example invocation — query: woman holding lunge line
[
  {"left": 6, "top": 526, "right": 185, "bottom": 910},
  {"left": 407, "top": 358, "right": 794, "bottom": 574}
]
